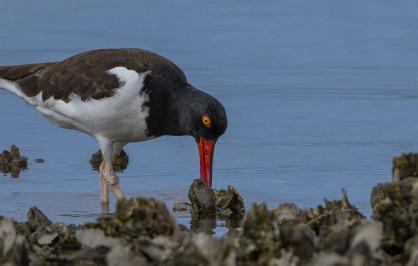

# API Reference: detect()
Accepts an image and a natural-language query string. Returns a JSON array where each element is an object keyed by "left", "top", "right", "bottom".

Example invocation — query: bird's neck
[{"left": 145, "top": 85, "right": 195, "bottom": 138}]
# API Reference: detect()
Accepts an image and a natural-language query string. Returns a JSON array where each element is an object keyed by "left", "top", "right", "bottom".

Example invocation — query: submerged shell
[
  {"left": 0, "top": 145, "right": 28, "bottom": 177},
  {"left": 90, "top": 149, "right": 129, "bottom": 172}
]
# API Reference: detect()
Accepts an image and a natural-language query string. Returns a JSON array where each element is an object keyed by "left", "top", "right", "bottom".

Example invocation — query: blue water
[{"left": 1, "top": 0, "right": 418, "bottom": 234}]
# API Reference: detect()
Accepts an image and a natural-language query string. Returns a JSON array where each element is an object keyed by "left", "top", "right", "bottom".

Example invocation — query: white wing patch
[{"left": 15, "top": 67, "right": 153, "bottom": 143}]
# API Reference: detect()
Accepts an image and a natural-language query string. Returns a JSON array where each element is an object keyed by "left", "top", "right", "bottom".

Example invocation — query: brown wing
[
  {"left": 0, "top": 63, "right": 55, "bottom": 99},
  {"left": 1, "top": 48, "right": 187, "bottom": 102},
  {"left": 0, "top": 63, "right": 54, "bottom": 80}
]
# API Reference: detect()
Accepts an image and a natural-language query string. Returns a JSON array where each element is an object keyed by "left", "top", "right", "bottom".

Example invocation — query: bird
[{"left": 0, "top": 48, "right": 228, "bottom": 212}]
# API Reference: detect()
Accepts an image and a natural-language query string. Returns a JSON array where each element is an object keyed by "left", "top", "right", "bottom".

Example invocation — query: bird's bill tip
[{"left": 198, "top": 137, "right": 215, "bottom": 187}]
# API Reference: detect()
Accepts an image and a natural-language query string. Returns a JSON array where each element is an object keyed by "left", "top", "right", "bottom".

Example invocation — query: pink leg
[
  {"left": 105, "top": 164, "right": 124, "bottom": 200},
  {"left": 102, "top": 159, "right": 124, "bottom": 196},
  {"left": 97, "top": 138, "right": 125, "bottom": 213},
  {"left": 99, "top": 162, "right": 110, "bottom": 213}
]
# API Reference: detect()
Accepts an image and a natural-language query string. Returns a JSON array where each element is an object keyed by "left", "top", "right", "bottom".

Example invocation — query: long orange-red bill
[{"left": 198, "top": 138, "right": 215, "bottom": 187}]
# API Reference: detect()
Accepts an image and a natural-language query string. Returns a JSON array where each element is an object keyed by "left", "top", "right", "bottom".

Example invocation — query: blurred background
[{"left": 1, "top": 0, "right": 418, "bottom": 233}]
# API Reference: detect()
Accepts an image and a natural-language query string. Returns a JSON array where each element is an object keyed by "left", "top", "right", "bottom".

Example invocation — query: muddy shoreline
[{"left": 2, "top": 153, "right": 418, "bottom": 265}]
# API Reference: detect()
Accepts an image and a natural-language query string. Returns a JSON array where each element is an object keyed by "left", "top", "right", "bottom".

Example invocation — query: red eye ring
[{"left": 201, "top": 115, "right": 212, "bottom": 128}]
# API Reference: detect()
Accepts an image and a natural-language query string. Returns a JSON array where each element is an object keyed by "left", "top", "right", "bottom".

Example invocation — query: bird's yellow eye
[{"left": 201, "top": 115, "right": 212, "bottom": 128}]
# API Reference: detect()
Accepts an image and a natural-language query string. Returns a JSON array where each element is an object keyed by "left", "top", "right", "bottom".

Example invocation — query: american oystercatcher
[{"left": 0, "top": 49, "right": 227, "bottom": 211}]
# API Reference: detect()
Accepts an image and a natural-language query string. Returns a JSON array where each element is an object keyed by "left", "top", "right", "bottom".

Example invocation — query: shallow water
[{"left": 1, "top": 0, "right": 418, "bottom": 234}]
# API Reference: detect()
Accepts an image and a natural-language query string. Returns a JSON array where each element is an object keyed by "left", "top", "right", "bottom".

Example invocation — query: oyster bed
[
  {"left": 0, "top": 145, "right": 28, "bottom": 178},
  {"left": 2, "top": 153, "right": 418, "bottom": 265}
]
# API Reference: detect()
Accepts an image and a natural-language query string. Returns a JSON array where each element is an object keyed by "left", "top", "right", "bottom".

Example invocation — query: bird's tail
[
  {"left": 0, "top": 63, "right": 52, "bottom": 99},
  {"left": 0, "top": 76, "right": 25, "bottom": 98}
]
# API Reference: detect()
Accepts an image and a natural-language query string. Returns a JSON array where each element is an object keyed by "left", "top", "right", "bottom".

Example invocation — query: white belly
[{"left": 33, "top": 67, "right": 154, "bottom": 143}]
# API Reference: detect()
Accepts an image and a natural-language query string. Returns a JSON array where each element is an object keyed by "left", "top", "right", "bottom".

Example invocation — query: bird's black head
[
  {"left": 182, "top": 88, "right": 228, "bottom": 143},
  {"left": 145, "top": 83, "right": 227, "bottom": 187},
  {"left": 145, "top": 83, "right": 227, "bottom": 141}
]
